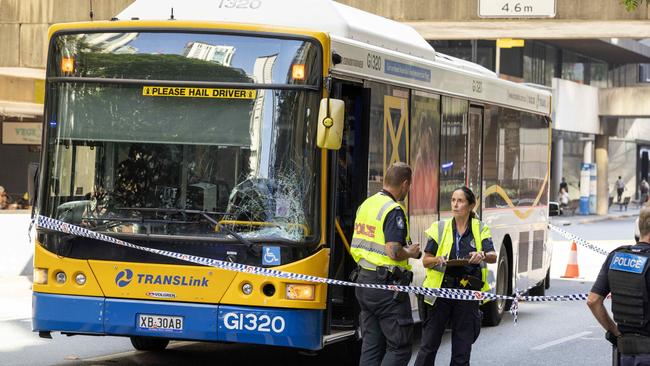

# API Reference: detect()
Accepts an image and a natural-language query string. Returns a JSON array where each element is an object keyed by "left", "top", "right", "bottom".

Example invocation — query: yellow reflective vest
[
  {"left": 350, "top": 192, "right": 411, "bottom": 271},
  {"left": 422, "top": 218, "right": 491, "bottom": 305}
]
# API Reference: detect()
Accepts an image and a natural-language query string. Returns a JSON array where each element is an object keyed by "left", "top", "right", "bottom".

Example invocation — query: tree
[{"left": 622, "top": 0, "right": 649, "bottom": 11}]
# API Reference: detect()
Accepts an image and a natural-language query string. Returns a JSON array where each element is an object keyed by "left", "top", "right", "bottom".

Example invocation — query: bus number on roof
[
  {"left": 367, "top": 53, "right": 382, "bottom": 71},
  {"left": 218, "top": 0, "right": 262, "bottom": 9},
  {"left": 472, "top": 80, "right": 483, "bottom": 94}
]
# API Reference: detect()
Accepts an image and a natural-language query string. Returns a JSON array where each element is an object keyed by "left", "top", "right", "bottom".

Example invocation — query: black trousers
[
  {"left": 414, "top": 298, "right": 481, "bottom": 366},
  {"left": 355, "top": 269, "right": 414, "bottom": 366}
]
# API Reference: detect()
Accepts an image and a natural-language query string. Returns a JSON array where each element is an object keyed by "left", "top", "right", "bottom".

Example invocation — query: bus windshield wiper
[
  {"left": 113, "top": 207, "right": 261, "bottom": 256},
  {"left": 194, "top": 210, "right": 262, "bottom": 257}
]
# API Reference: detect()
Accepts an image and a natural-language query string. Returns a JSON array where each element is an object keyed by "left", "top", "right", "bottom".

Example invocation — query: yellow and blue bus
[{"left": 32, "top": 0, "right": 552, "bottom": 353}]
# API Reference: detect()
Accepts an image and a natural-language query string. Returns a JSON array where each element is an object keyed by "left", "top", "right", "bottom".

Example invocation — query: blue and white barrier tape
[
  {"left": 35, "top": 216, "right": 596, "bottom": 323},
  {"left": 548, "top": 224, "right": 611, "bottom": 256}
]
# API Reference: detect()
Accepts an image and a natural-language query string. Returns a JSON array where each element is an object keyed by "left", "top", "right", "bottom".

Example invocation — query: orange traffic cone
[{"left": 562, "top": 241, "right": 580, "bottom": 278}]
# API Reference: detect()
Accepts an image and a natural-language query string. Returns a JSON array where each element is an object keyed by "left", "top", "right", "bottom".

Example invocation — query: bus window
[
  {"left": 410, "top": 90, "right": 440, "bottom": 246},
  {"left": 439, "top": 96, "right": 469, "bottom": 215},
  {"left": 364, "top": 81, "right": 409, "bottom": 196},
  {"left": 468, "top": 106, "right": 483, "bottom": 215}
]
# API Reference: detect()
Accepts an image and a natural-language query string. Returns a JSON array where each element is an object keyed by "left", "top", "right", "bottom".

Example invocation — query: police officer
[
  {"left": 587, "top": 206, "right": 650, "bottom": 366},
  {"left": 351, "top": 162, "right": 421, "bottom": 366},
  {"left": 415, "top": 186, "right": 496, "bottom": 366}
]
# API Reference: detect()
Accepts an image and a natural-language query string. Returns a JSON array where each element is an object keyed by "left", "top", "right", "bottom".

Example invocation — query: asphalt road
[{"left": 1, "top": 218, "right": 632, "bottom": 365}]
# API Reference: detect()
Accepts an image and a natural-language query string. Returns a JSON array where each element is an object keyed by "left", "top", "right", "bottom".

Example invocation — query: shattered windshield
[{"left": 44, "top": 83, "right": 321, "bottom": 242}]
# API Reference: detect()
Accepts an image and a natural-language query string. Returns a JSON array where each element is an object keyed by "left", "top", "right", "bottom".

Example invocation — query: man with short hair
[
  {"left": 616, "top": 176, "right": 626, "bottom": 203},
  {"left": 351, "top": 162, "right": 421, "bottom": 366},
  {"left": 588, "top": 206, "right": 650, "bottom": 365}
]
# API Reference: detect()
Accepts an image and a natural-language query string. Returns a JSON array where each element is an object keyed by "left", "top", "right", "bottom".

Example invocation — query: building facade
[{"left": 3, "top": 0, "right": 650, "bottom": 213}]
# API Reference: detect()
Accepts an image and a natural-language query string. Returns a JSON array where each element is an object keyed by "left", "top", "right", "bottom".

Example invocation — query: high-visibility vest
[
  {"left": 350, "top": 192, "right": 411, "bottom": 271},
  {"left": 422, "top": 218, "right": 491, "bottom": 305}
]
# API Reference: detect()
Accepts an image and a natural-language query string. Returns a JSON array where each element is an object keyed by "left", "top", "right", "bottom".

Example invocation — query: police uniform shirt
[
  {"left": 424, "top": 218, "right": 494, "bottom": 279},
  {"left": 379, "top": 190, "right": 408, "bottom": 247},
  {"left": 591, "top": 242, "right": 650, "bottom": 297}
]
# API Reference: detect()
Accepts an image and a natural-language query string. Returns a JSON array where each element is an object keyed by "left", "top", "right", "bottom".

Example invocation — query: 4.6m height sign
[{"left": 479, "top": 0, "right": 556, "bottom": 18}]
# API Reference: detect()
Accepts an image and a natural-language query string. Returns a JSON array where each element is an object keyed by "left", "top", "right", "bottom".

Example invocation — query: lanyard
[{"left": 454, "top": 230, "right": 462, "bottom": 258}]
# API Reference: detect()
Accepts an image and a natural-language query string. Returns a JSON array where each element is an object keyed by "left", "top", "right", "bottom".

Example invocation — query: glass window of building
[{"left": 429, "top": 40, "right": 495, "bottom": 71}]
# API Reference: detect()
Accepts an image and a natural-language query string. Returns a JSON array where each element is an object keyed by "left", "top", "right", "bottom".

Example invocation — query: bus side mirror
[{"left": 316, "top": 98, "right": 344, "bottom": 150}]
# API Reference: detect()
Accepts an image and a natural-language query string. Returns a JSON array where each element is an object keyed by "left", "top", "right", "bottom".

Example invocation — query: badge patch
[
  {"left": 610, "top": 252, "right": 647, "bottom": 274},
  {"left": 396, "top": 216, "right": 405, "bottom": 229}
]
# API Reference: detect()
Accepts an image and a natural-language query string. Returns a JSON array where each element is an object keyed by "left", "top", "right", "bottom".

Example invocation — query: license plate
[{"left": 137, "top": 314, "right": 183, "bottom": 332}]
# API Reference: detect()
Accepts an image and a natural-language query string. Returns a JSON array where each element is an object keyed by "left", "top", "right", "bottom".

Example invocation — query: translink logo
[{"left": 114, "top": 269, "right": 209, "bottom": 288}]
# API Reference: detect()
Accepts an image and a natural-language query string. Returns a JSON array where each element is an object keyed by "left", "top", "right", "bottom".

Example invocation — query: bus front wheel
[
  {"left": 130, "top": 336, "right": 169, "bottom": 351},
  {"left": 481, "top": 248, "right": 509, "bottom": 326}
]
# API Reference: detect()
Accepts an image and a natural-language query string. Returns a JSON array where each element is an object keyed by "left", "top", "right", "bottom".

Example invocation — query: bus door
[
  {"left": 468, "top": 106, "right": 484, "bottom": 216},
  {"left": 327, "top": 79, "right": 370, "bottom": 333}
]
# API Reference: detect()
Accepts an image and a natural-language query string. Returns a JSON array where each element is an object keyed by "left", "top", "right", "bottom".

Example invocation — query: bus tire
[
  {"left": 130, "top": 336, "right": 169, "bottom": 351},
  {"left": 481, "top": 248, "right": 509, "bottom": 326},
  {"left": 528, "top": 280, "right": 545, "bottom": 296}
]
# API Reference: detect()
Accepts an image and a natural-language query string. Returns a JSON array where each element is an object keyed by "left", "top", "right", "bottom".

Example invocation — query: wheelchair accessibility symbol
[{"left": 263, "top": 246, "right": 281, "bottom": 266}]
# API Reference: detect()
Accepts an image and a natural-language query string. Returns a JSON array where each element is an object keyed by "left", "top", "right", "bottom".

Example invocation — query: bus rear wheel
[
  {"left": 482, "top": 248, "right": 509, "bottom": 326},
  {"left": 130, "top": 336, "right": 169, "bottom": 351}
]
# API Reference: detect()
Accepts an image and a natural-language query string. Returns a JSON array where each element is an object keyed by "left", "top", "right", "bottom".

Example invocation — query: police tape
[
  {"left": 35, "top": 215, "right": 593, "bottom": 322},
  {"left": 548, "top": 224, "right": 611, "bottom": 256}
]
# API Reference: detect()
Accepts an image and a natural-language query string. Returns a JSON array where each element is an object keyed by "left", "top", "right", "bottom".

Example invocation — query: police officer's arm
[
  {"left": 384, "top": 208, "right": 420, "bottom": 261},
  {"left": 422, "top": 238, "right": 446, "bottom": 268},
  {"left": 386, "top": 241, "right": 420, "bottom": 261},
  {"left": 468, "top": 226, "right": 497, "bottom": 264},
  {"left": 587, "top": 292, "right": 621, "bottom": 337},
  {"left": 469, "top": 234, "right": 497, "bottom": 264},
  {"left": 467, "top": 250, "right": 496, "bottom": 264},
  {"left": 587, "top": 254, "right": 621, "bottom": 337}
]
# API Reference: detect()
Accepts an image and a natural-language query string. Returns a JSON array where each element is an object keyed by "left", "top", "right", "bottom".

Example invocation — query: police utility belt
[
  {"left": 353, "top": 265, "right": 413, "bottom": 301},
  {"left": 442, "top": 274, "right": 484, "bottom": 291},
  {"left": 357, "top": 265, "right": 413, "bottom": 286}
]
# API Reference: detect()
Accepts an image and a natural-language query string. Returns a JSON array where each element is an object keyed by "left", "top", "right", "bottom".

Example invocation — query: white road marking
[{"left": 531, "top": 331, "right": 592, "bottom": 350}]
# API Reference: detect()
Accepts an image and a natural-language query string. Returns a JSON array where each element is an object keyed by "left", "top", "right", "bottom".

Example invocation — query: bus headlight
[
  {"left": 241, "top": 282, "right": 253, "bottom": 295},
  {"left": 55, "top": 271, "right": 67, "bottom": 284},
  {"left": 33, "top": 268, "right": 48, "bottom": 285},
  {"left": 75, "top": 273, "right": 87, "bottom": 286},
  {"left": 286, "top": 284, "right": 315, "bottom": 301}
]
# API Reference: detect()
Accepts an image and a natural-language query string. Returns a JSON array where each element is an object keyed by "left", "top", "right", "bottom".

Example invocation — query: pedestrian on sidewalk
[
  {"left": 615, "top": 176, "right": 626, "bottom": 203},
  {"left": 559, "top": 177, "right": 568, "bottom": 194},
  {"left": 558, "top": 187, "right": 570, "bottom": 211},
  {"left": 640, "top": 178, "right": 649, "bottom": 205}
]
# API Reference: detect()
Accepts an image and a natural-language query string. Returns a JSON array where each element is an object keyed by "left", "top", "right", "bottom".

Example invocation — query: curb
[{"left": 551, "top": 212, "right": 637, "bottom": 226}]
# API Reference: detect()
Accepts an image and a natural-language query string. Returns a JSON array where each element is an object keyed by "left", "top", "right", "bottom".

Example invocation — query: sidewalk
[{"left": 550, "top": 205, "right": 640, "bottom": 226}]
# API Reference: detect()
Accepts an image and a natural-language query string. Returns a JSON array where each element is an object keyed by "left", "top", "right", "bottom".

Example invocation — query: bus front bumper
[{"left": 32, "top": 292, "right": 324, "bottom": 350}]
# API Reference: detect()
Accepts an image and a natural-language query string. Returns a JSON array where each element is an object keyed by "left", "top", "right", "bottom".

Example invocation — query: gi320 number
[{"left": 223, "top": 312, "right": 286, "bottom": 333}]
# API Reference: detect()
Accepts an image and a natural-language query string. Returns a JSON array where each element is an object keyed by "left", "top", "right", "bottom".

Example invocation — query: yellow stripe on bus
[{"left": 142, "top": 86, "right": 257, "bottom": 99}]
